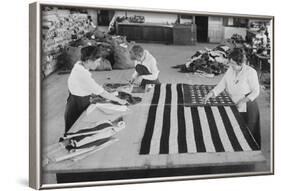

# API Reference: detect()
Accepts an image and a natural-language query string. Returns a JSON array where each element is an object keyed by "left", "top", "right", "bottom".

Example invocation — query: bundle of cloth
[
  {"left": 103, "top": 83, "right": 146, "bottom": 94},
  {"left": 230, "top": 33, "right": 245, "bottom": 44},
  {"left": 89, "top": 91, "right": 142, "bottom": 105},
  {"left": 57, "top": 29, "right": 135, "bottom": 72},
  {"left": 172, "top": 44, "right": 231, "bottom": 77}
]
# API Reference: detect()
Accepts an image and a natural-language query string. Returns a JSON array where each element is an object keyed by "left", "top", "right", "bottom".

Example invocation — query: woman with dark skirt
[
  {"left": 64, "top": 46, "right": 127, "bottom": 134},
  {"left": 204, "top": 48, "right": 261, "bottom": 146}
]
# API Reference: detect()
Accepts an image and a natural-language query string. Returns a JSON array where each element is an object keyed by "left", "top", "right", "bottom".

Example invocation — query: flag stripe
[
  {"left": 182, "top": 84, "right": 190, "bottom": 106},
  {"left": 190, "top": 107, "right": 206, "bottom": 152},
  {"left": 211, "top": 107, "right": 234, "bottom": 152},
  {"left": 230, "top": 106, "right": 260, "bottom": 150},
  {"left": 149, "top": 85, "right": 167, "bottom": 154},
  {"left": 139, "top": 84, "right": 161, "bottom": 154},
  {"left": 177, "top": 84, "right": 188, "bottom": 153},
  {"left": 169, "top": 84, "right": 179, "bottom": 154},
  {"left": 184, "top": 107, "right": 197, "bottom": 153},
  {"left": 160, "top": 84, "right": 172, "bottom": 154},
  {"left": 204, "top": 106, "right": 225, "bottom": 152},
  {"left": 225, "top": 107, "right": 251, "bottom": 151},
  {"left": 197, "top": 107, "right": 216, "bottom": 152},
  {"left": 217, "top": 106, "right": 243, "bottom": 151}
]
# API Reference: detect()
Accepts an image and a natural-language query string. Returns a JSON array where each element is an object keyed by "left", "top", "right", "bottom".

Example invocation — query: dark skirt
[
  {"left": 64, "top": 93, "right": 91, "bottom": 134},
  {"left": 140, "top": 78, "right": 160, "bottom": 88},
  {"left": 135, "top": 63, "right": 160, "bottom": 88},
  {"left": 240, "top": 99, "right": 261, "bottom": 146}
]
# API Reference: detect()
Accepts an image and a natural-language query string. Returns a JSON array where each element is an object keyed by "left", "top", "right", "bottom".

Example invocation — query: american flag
[{"left": 139, "top": 84, "right": 260, "bottom": 155}]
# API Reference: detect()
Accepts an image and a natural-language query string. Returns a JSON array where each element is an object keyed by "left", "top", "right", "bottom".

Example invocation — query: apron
[
  {"left": 64, "top": 93, "right": 91, "bottom": 134},
  {"left": 240, "top": 99, "right": 261, "bottom": 146}
]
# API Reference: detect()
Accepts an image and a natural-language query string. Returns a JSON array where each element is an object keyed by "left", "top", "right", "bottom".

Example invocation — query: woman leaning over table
[
  {"left": 204, "top": 48, "right": 261, "bottom": 146},
  {"left": 64, "top": 46, "right": 127, "bottom": 134}
]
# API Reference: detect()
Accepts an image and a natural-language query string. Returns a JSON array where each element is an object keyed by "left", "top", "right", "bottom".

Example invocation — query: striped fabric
[{"left": 139, "top": 84, "right": 260, "bottom": 155}]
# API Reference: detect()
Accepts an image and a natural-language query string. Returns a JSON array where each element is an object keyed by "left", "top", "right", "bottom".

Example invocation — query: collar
[
  {"left": 139, "top": 51, "right": 147, "bottom": 64},
  {"left": 76, "top": 61, "right": 90, "bottom": 71},
  {"left": 234, "top": 63, "right": 246, "bottom": 77}
]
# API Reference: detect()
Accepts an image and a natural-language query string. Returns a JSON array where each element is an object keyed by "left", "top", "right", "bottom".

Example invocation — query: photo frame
[{"left": 29, "top": 1, "right": 274, "bottom": 189}]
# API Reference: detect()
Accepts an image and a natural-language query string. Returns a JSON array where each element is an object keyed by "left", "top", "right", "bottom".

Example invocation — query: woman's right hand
[
  {"left": 203, "top": 91, "right": 214, "bottom": 104},
  {"left": 100, "top": 91, "right": 128, "bottom": 105},
  {"left": 129, "top": 78, "right": 135, "bottom": 85},
  {"left": 117, "top": 99, "right": 128, "bottom": 105}
]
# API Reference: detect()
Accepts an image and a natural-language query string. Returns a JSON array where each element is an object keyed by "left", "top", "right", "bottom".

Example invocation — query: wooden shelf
[
  {"left": 116, "top": 22, "right": 197, "bottom": 45},
  {"left": 116, "top": 22, "right": 173, "bottom": 44}
]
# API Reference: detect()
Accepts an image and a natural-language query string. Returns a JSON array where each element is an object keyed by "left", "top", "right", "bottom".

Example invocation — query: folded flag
[
  {"left": 63, "top": 121, "right": 113, "bottom": 139},
  {"left": 67, "top": 133, "right": 116, "bottom": 150},
  {"left": 59, "top": 117, "right": 126, "bottom": 152}
]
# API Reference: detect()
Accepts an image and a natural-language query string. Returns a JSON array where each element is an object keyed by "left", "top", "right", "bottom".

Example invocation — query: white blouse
[
  {"left": 68, "top": 62, "right": 105, "bottom": 97},
  {"left": 212, "top": 64, "right": 260, "bottom": 112}
]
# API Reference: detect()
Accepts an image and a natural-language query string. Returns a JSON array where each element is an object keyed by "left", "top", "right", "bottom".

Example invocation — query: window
[
  {"left": 97, "top": 10, "right": 115, "bottom": 26},
  {"left": 223, "top": 17, "right": 249, "bottom": 27},
  {"left": 178, "top": 14, "right": 194, "bottom": 24}
]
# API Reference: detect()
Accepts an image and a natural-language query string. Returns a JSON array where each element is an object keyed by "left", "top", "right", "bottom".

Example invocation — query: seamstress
[
  {"left": 204, "top": 48, "right": 261, "bottom": 146},
  {"left": 64, "top": 46, "right": 127, "bottom": 134},
  {"left": 129, "top": 45, "right": 160, "bottom": 88}
]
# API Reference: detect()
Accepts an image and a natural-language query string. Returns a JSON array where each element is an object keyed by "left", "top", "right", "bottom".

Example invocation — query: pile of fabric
[
  {"left": 42, "top": 8, "right": 96, "bottom": 77},
  {"left": 57, "top": 33, "right": 135, "bottom": 72},
  {"left": 42, "top": 7, "right": 136, "bottom": 78},
  {"left": 89, "top": 91, "right": 142, "bottom": 105},
  {"left": 172, "top": 45, "right": 231, "bottom": 77}
]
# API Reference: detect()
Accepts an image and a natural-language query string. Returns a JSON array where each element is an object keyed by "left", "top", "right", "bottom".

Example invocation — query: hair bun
[
  {"left": 80, "top": 46, "right": 98, "bottom": 61},
  {"left": 228, "top": 47, "right": 245, "bottom": 65}
]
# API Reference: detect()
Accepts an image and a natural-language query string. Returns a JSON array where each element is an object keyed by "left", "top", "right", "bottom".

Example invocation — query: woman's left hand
[
  {"left": 236, "top": 97, "right": 250, "bottom": 108},
  {"left": 236, "top": 101, "right": 244, "bottom": 110}
]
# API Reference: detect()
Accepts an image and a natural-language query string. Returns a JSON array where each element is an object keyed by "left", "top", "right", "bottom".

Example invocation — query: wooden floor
[{"left": 41, "top": 43, "right": 272, "bottom": 183}]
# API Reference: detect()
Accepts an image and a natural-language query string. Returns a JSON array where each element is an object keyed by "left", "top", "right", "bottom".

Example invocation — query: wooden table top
[{"left": 44, "top": 84, "right": 265, "bottom": 173}]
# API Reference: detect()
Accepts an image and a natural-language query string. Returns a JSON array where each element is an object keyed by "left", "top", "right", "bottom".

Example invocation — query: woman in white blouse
[
  {"left": 204, "top": 48, "right": 261, "bottom": 146},
  {"left": 64, "top": 46, "right": 127, "bottom": 134}
]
